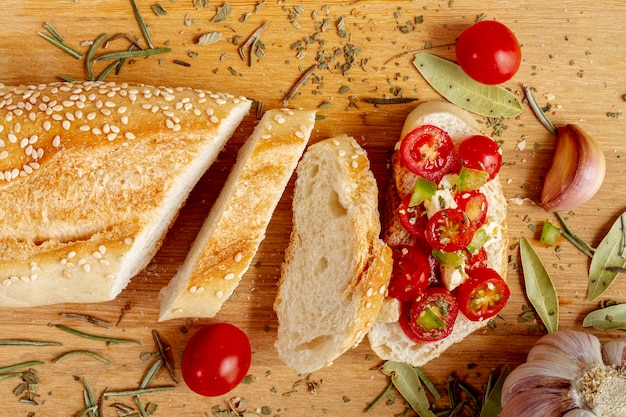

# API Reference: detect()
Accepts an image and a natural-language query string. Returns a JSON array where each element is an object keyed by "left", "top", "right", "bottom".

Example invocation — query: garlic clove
[
  {"left": 601, "top": 340, "right": 626, "bottom": 368},
  {"left": 500, "top": 387, "right": 577, "bottom": 417},
  {"left": 501, "top": 360, "right": 572, "bottom": 405},
  {"left": 532, "top": 329, "right": 603, "bottom": 369},
  {"left": 563, "top": 409, "right": 599, "bottom": 417},
  {"left": 540, "top": 124, "right": 606, "bottom": 212}
]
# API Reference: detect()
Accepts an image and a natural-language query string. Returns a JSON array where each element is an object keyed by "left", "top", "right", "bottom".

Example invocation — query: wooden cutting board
[{"left": 0, "top": 1, "right": 625, "bottom": 415}]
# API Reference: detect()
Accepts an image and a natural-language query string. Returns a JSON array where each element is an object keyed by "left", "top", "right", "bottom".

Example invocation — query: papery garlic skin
[
  {"left": 501, "top": 330, "right": 626, "bottom": 417},
  {"left": 540, "top": 124, "right": 606, "bottom": 212}
]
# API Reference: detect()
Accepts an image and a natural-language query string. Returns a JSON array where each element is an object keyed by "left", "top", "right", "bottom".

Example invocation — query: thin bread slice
[
  {"left": 368, "top": 101, "right": 508, "bottom": 367},
  {"left": 0, "top": 81, "right": 251, "bottom": 307},
  {"left": 158, "top": 108, "right": 316, "bottom": 321},
  {"left": 274, "top": 135, "right": 393, "bottom": 374}
]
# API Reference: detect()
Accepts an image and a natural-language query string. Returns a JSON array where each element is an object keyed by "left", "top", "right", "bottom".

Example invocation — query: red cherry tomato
[
  {"left": 463, "top": 247, "right": 488, "bottom": 271},
  {"left": 455, "top": 190, "right": 488, "bottom": 229},
  {"left": 455, "top": 20, "right": 521, "bottom": 85},
  {"left": 425, "top": 208, "right": 474, "bottom": 252},
  {"left": 400, "top": 125, "right": 456, "bottom": 183},
  {"left": 400, "top": 287, "right": 459, "bottom": 342},
  {"left": 456, "top": 267, "right": 510, "bottom": 321},
  {"left": 458, "top": 135, "right": 502, "bottom": 179},
  {"left": 389, "top": 245, "right": 432, "bottom": 302},
  {"left": 181, "top": 323, "right": 252, "bottom": 397},
  {"left": 398, "top": 195, "right": 428, "bottom": 238}
]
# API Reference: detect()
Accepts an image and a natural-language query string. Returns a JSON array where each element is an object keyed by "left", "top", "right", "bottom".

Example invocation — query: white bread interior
[
  {"left": 274, "top": 135, "right": 393, "bottom": 374},
  {"left": 158, "top": 108, "right": 316, "bottom": 321},
  {"left": 0, "top": 81, "right": 251, "bottom": 307},
  {"left": 368, "top": 101, "right": 509, "bottom": 367}
]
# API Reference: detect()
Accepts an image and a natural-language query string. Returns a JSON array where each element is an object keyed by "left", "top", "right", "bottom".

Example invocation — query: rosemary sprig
[
  {"left": 43, "top": 22, "right": 64, "bottom": 42},
  {"left": 283, "top": 64, "right": 318, "bottom": 107},
  {"left": 136, "top": 359, "right": 163, "bottom": 417},
  {"left": 103, "top": 386, "right": 175, "bottom": 398},
  {"left": 0, "top": 339, "right": 61, "bottom": 346},
  {"left": 94, "top": 47, "right": 171, "bottom": 62},
  {"left": 55, "top": 324, "right": 141, "bottom": 345},
  {"left": 152, "top": 330, "right": 177, "bottom": 383},
  {"left": 238, "top": 20, "right": 269, "bottom": 64},
  {"left": 129, "top": 0, "right": 154, "bottom": 48},
  {"left": 86, "top": 33, "right": 108, "bottom": 81},
  {"left": 523, "top": 84, "right": 559, "bottom": 135},
  {"left": 53, "top": 350, "right": 113, "bottom": 366},
  {"left": 0, "top": 361, "right": 45, "bottom": 374},
  {"left": 554, "top": 212, "right": 595, "bottom": 257},
  {"left": 37, "top": 31, "right": 83, "bottom": 59},
  {"left": 362, "top": 97, "right": 419, "bottom": 105},
  {"left": 60, "top": 312, "right": 111, "bottom": 329}
]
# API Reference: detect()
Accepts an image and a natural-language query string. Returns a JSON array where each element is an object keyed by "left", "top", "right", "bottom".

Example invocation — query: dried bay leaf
[
  {"left": 213, "top": 2, "right": 232, "bottom": 23},
  {"left": 412, "top": 52, "right": 522, "bottom": 118},
  {"left": 588, "top": 212, "right": 626, "bottom": 301},
  {"left": 520, "top": 237, "right": 559, "bottom": 333},
  {"left": 583, "top": 303, "right": 626, "bottom": 330},
  {"left": 197, "top": 32, "right": 223, "bottom": 46},
  {"left": 380, "top": 361, "right": 437, "bottom": 417}
]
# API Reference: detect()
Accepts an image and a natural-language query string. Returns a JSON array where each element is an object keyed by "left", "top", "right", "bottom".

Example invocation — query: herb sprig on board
[{"left": 37, "top": 0, "right": 171, "bottom": 81}]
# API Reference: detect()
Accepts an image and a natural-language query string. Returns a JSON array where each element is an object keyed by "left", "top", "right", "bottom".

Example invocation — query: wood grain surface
[{"left": 0, "top": 1, "right": 625, "bottom": 415}]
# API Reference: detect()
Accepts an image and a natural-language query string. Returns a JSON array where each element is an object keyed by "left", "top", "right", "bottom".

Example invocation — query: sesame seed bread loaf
[
  {"left": 274, "top": 135, "right": 393, "bottom": 374},
  {"left": 158, "top": 108, "right": 316, "bottom": 321},
  {"left": 0, "top": 81, "right": 251, "bottom": 307},
  {"left": 368, "top": 101, "right": 509, "bottom": 367}
]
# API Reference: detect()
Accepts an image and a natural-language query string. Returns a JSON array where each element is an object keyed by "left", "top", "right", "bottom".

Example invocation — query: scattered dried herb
[
  {"left": 152, "top": 330, "right": 177, "bottom": 383},
  {"left": 86, "top": 33, "right": 108, "bottom": 80},
  {"left": 362, "top": 97, "right": 419, "bottom": 105},
  {"left": 519, "top": 237, "right": 559, "bottom": 333},
  {"left": 60, "top": 312, "right": 111, "bottom": 328},
  {"left": 283, "top": 64, "right": 318, "bottom": 106},
  {"left": 583, "top": 303, "right": 626, "bottom": 330},
  {"left": 151, "top": 3, "right": 167, "bottom": 16},
  {"left": 554, "top": 212, "right": 595, "bottom": 257},
  {"left": 413, "top": 52, "right": 522, "bottom": 118},
  {"left": 213, "top": 2, "right": 232, "bottom": 23},
  {"left": 0, "top": 339, "right": 61, "bottom": 346},
  {"left": 197, "top": 32, "right": 223, "bottom": 45},
  {"left": 130, "top": 0, "right": 154, "bottom": 48},
  {"left": 238, "top": 20, "right": 268, "bottom": 64},
  {"left": 37, "top": 30, "right": 83, "bottom": 59},
  {"left": 589, "top": 211, "right": 626, "bottom": 301},
  {"left": 53, "top": 350, "right": 113, "bottom": 366}
]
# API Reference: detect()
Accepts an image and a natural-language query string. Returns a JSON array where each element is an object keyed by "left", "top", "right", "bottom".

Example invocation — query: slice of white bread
[
  {"left": 0, "top": 81, "right": 251, "bottom": 307},
  {"left": 158, "top": 108, "right": 316, "bottom": 321},
  {"left": 368, "top": 101, "right": 508, "bottom": 367},
  {"left": 274, "top": 135, "right": 393, "bottom": 374}
]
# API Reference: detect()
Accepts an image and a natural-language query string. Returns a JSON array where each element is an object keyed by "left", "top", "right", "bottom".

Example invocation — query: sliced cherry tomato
[
  {"left": 400, "top": 287, "right": 459, "bottom": 342},
  {"left": 389, "top": 245, "right": 431, "bottom": 302},
  {"left": 181, "top": 323, "right": 252, "bottom": 397},
  {"left": 455, "top": 190, "right": 488, "bottom": 229},
  {"left": 456, "top": 267, "right": 510, "bottom": 321},
  {"left": 458, "top": 135, "right": 502, "bottom": 179},
  {"left": 455, "top": 20, "right": 521, "bottom": 85},
  {"left": 425, "top": 208, "right": 474, "bottom": 252},
  {"left": 400, "top": 125, "right": 456, "bottom": 183},
  {"left": 398, "top": 195, "right": 428, "bottom": 238},
  {"left": 463, "top": 247, "right": 488, "bottom": 271}
]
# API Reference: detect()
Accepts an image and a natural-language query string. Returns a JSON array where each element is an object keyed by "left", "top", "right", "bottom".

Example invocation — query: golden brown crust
[
  {"left": 158, "top": 108, "right": 317, "bottom": 321},
  {"left": 0, "top": 81, "right": 252, "bottom": 307}
]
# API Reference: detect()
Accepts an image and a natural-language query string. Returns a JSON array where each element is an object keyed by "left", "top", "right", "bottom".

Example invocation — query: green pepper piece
[
  {"left": 409, "top": 176, "right": 438, "bottom": 207},
  {"left": 458, "top": 166, "right": 489, "bottom": 191},
  {"left": 540, "top": 221, "right": 562, "bottom": 246},
  {"left": 432, "top": 249, "right": 463, "bottom": 268},
  {"left": 467, "top": 228, "right": 490, "bottom": 253}
]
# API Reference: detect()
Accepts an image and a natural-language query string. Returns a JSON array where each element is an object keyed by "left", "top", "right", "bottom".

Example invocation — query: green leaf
[
  {"left": 583, "top": 303, "right": 626, "bottom": 330},
  {"left": 197, "top": 32, "right": 223, "bottom": 46},
  {"left": 380, "top": 361, "right": 437, "bottom": 417},
  {"left": 412, "top": 52, "right": 522, "bottom": 118},
  {"left": 519, "top": 237, "right": 559, "bottom": 333},
  {"left": 479, "top": 366, "right": 509, "bottom": 417},
  {"left": 588, "top": 212, "right": 626, "bottom": 301}
]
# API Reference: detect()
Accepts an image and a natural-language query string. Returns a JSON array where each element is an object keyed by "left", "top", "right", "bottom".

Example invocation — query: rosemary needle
[
  {"left": 283, "top": 63, "right": 318, "bottom": 107},
  {"left": 86, "top": 33, "right": 108, "bottom": 81},
  {"left": 37, "top": 31, "right": 83, "bottom": 59},
  {"left": 0, "top": 339, "right": 61, "bottom": 346},
  {"left": 94, "top": 47, "right": 171, "bottom": 62},
  {"left": 103, "top": 386, "right": 175, "bottom": 398},
  {"left": 53, "top": 350, "right": 113, "bottom": 366},
  {"left": 129, "top": 0, "right": 154, "bottom": 48},
  {"left": 55, "top": 324, "right": 141, "bottom": 345},
  {"left": 0, "top": 361, "right": 45, "bottom": 374}
]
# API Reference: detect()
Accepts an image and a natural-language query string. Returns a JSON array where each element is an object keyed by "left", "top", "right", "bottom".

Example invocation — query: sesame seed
[
  {"left": 216, "top": 290, "right": 224, "bottom": 298},
  {"left": 332, "top": 138, "right": 340, "bottom": 146},
  {"left": 14, "top": 122, "right": 21, "bottom": 133},
  {"left": 125, "top": 132, "right": 136, "bottom": 140},
  {"left": 87, "top": 112, "right": 97, "bottom": 120},
  {"left": 261, "top": 133, "right": 271, "bottom": 140},
  {"left": 366, "top": 287, "right": 374, "bottom": 297},
  {"left": 234, "top": 252, "right": 243, "bottom": 262},
  {"left": 189, "top": 285, "right": 198, "bottom": 294},
  {"left": 67, "top": 251, "right": 76, "bottom": 258},
  {"left": 62, "top": 120, "right": 70, "bottom": 130},
  {"left": 43, "top": 120, "right": 51, "bottom": 131},
  {"left": 52, "top": 135, "right": 61, "bottom": 147},
  {"left": 0, "top": 151, "right": 7, "bottom": 160},
  {"left": 224, "top": 273, "right": 235, "bottom": 280},
  {"left": 8, "top": 133, "right": 17, "bottom": 143},
  {"left": 79, "top": 125, "right": 90, "bottom": 131}
]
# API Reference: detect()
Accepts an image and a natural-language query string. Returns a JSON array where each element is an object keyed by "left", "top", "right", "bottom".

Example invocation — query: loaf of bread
[
  {"left": 368, "top": 101, "right": 509, "bottom": 366},
  {"left": 158, "top": 108, "right": 316, "bottom": 321},
  {"left": 274, "top": 135, "right": 393, "bottom": 374},
  {"left": 0, "top": 81, "right": 251, "bottom": 307}
]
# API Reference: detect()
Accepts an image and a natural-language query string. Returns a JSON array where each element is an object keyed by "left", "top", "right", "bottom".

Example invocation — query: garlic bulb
[{"left": 501, "top": 330, "right": 626, "bottom": 417}]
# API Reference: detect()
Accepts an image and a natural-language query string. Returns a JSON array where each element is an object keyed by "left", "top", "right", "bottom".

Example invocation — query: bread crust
[
  {"left": 158, "top": 108, "right": 316, "bottom": 321},
  {"left": 274, "top": 135, "right": 392, "bottom": 374},
  {"left": 368, "top": 101, "right": 509, "bottom": 367},
  {"left": 0, "top": 81, "right": 251, "bottom": 307}
]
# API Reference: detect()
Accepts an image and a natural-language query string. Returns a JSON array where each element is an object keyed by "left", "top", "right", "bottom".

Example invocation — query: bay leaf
[
  {"left": 519, "top": 237, "right": 559, "bottom": 333},
  {"left": 412, "top": 52, "right": 522, "bottom": 118},
  {"left": 588, "top": 212, "right": 626, "bottom": 301},
  {"left": 479, "top": 366, "right": 510, "bottom": 417},
  {"left": 380, "top": 361, "right": 436, "bottom": 417},
  {"left": 197, "top": 32, "right": 223, "bottom": 46},
  {"left": 583, "top": 303, "right": 626, "bottom": 330}
]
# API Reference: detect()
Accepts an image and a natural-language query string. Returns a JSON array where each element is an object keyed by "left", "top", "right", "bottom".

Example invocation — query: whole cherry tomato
[
  {"left": 455, "top": 20, "right": 521, "bottom": 85},
  {"left": 181, "top": 323, "right": 252, "bottom": 397},
  {"left": 455, "top": 267, "right": 510, "bottom": 321},
  {"left": 400, "top": 287, "right": 459, "bottom": 342},
  {"left": 400, "top": 125, "right": 456, "bottom": 184},
  {"left": 425, "top": 208, "right": 474, "bottom": 252},
  {"left": 458, "top": 135, "right": 502, "bottom": 179},
  {"left": 388, "top": 245, "right": 432, "bottom": 302}
]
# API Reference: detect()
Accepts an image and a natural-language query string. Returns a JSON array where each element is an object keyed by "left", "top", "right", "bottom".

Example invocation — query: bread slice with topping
[
  {"left": 0, "top": 81, "right": 251, "bottom": 307},
  {"left": 158, "top": 108, "right": 316, "bottom": 321},
  {"left": 274, "top": 135, "right": 392, "bottom": 374}
]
